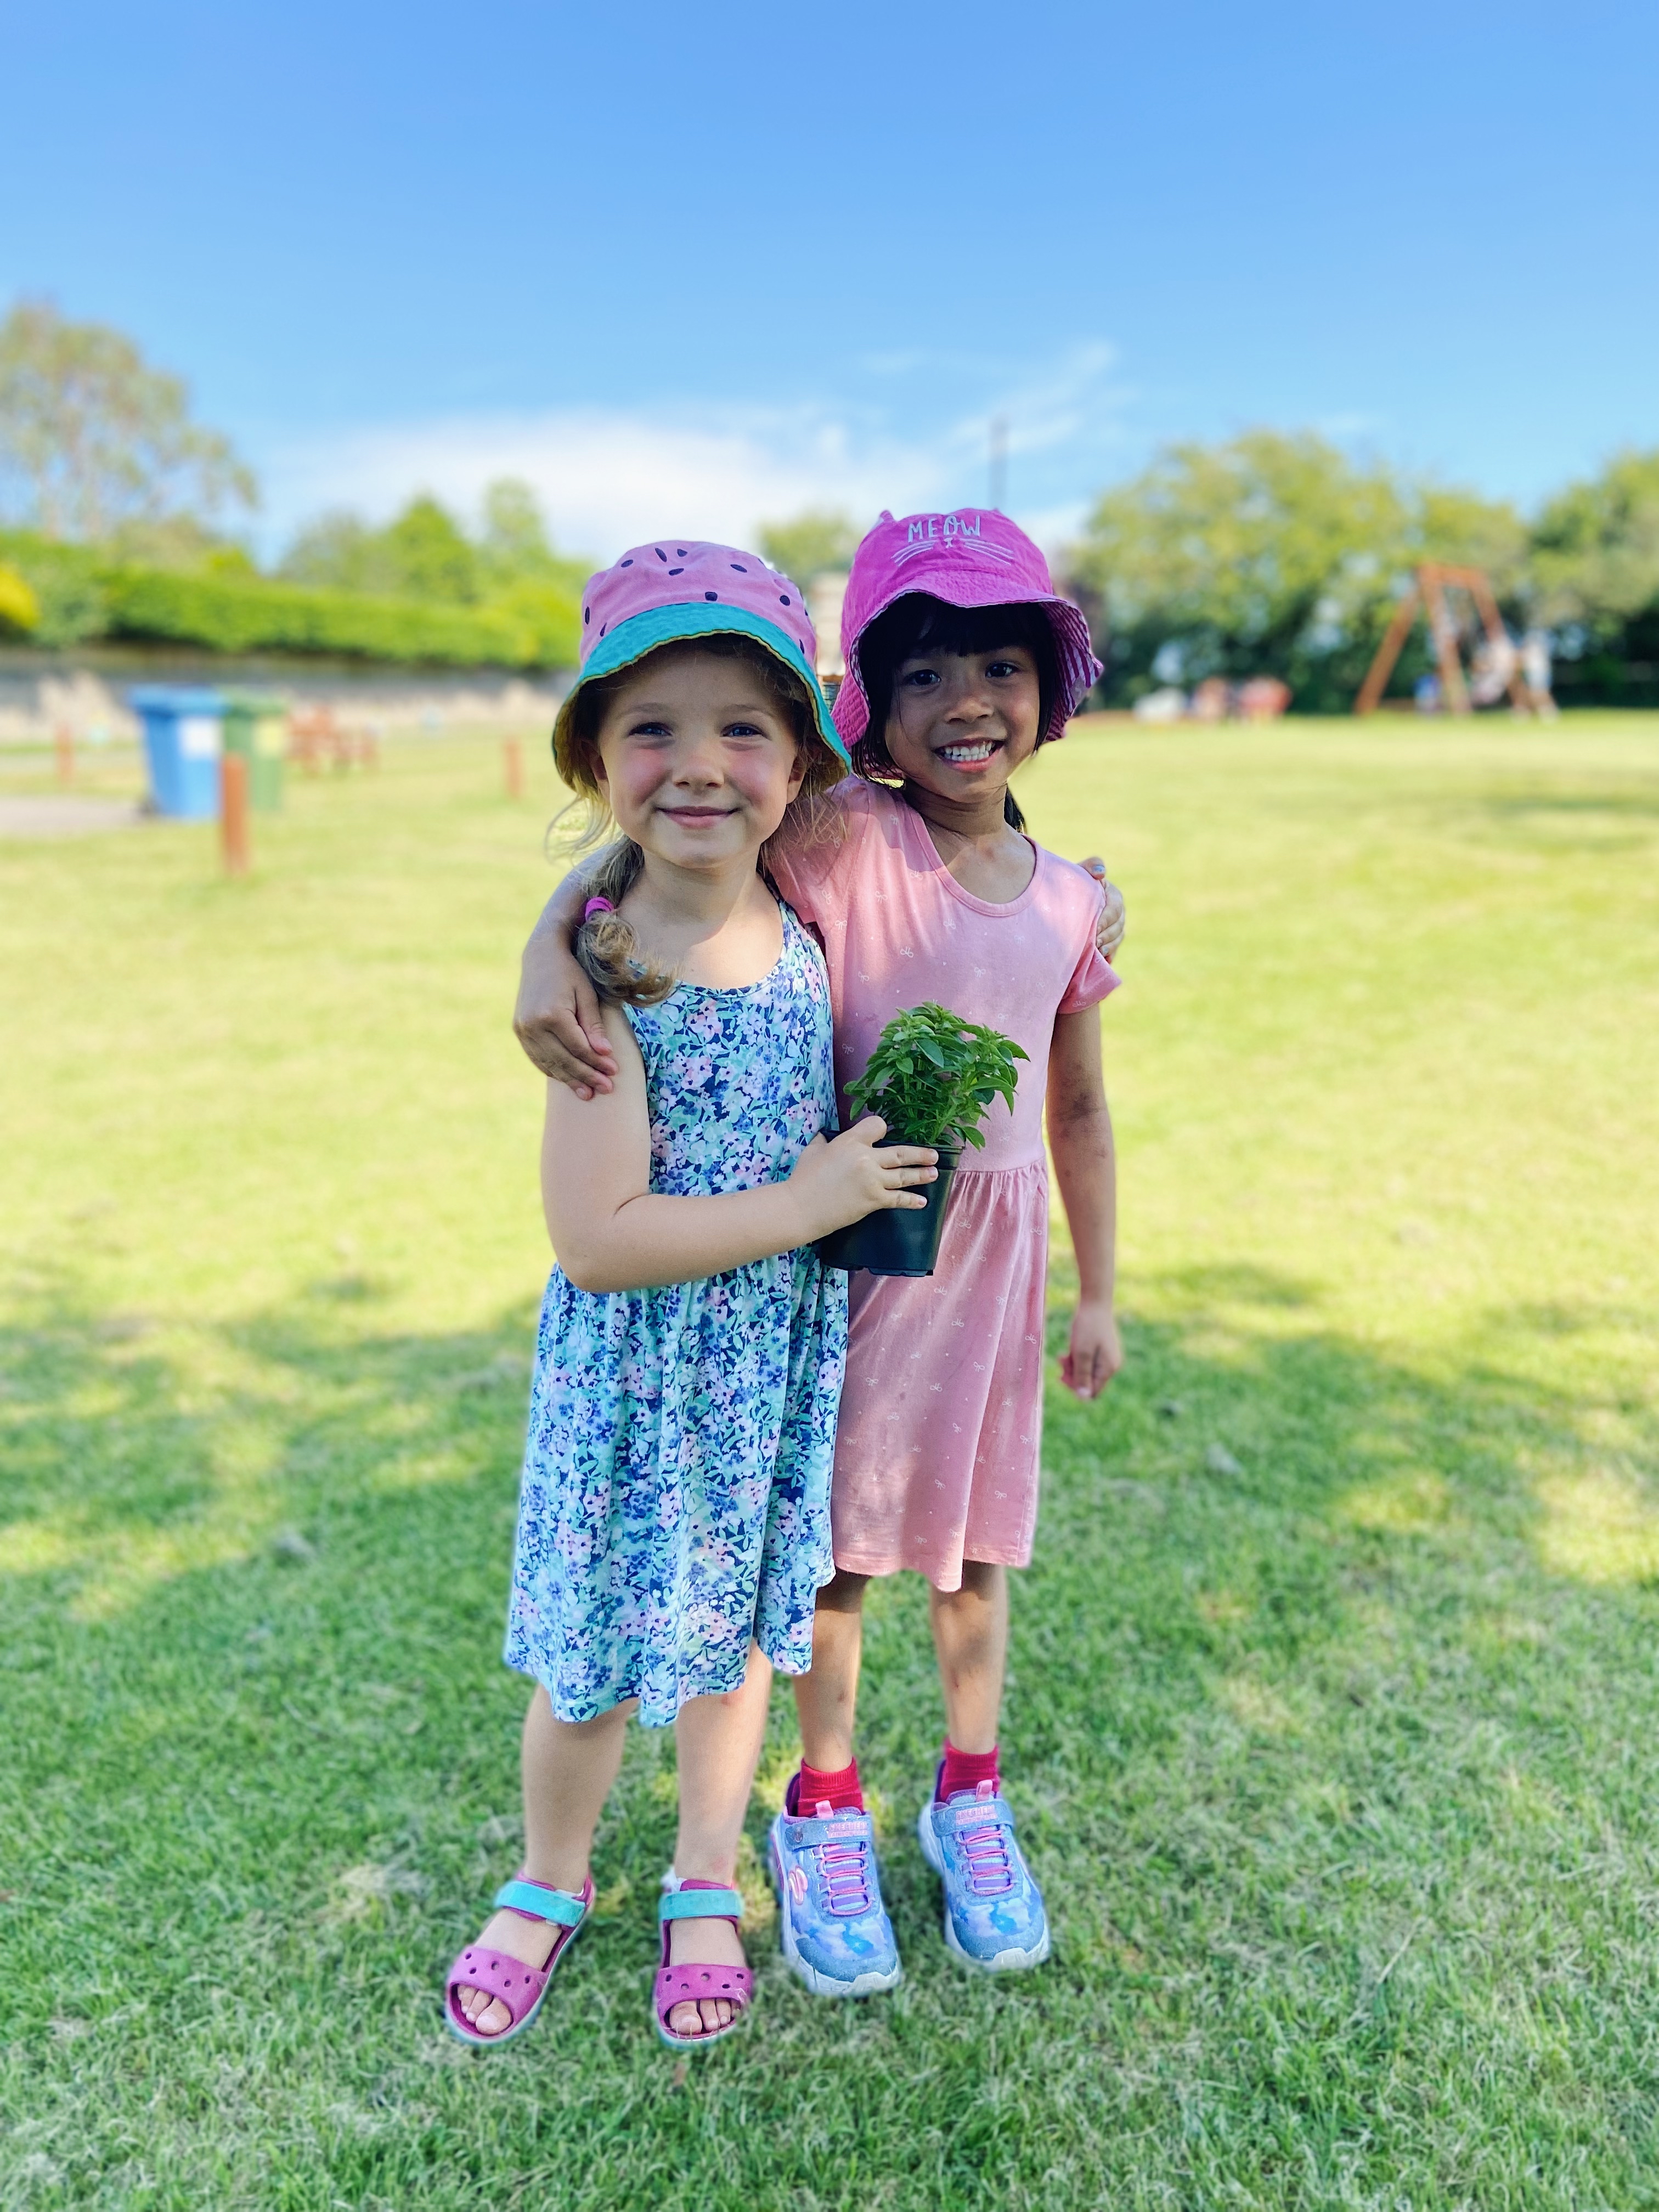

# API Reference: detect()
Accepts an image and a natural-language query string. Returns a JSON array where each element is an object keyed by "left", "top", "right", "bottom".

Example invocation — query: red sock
[
  {"left": 938, "top": 1740, "right": 1000, "bottom": 1802},
  {"left": 787, "top": 1756, "right": 864, "bottom": 1815}
]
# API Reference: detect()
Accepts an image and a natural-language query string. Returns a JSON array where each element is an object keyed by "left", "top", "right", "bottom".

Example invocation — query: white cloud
[
  {"left": 1314, "top": 409, "right": 1389, "bottom": 443},
  {"left": 263, "top": 405, "right": 943, "bottom": 566},
  {"left": 1016, "top": 498, "right": 1096, "bottom": 551},
  {"left": 258, "top": 341, "right": 1135, "bottom": 566}
]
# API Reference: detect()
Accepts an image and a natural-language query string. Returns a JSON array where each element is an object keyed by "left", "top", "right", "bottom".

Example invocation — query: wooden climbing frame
[{"left": 1355, "top": 564, "right": 1533, "bottom": 716}]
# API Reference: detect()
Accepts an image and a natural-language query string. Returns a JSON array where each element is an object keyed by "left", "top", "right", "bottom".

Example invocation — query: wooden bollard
[
  {"left": 221, "top": 752, "right": 251, "bottom": 876},
  {"left": 504, "top": 735, "right": 524, "bottom": 800},
  {"left": 54, "top": 725, "right": 74, "bottom": 784}
]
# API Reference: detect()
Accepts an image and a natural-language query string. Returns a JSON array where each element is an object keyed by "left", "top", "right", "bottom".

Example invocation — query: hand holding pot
[{"left": 787, "top": 1117, "right": 938, "bottom": 1242}]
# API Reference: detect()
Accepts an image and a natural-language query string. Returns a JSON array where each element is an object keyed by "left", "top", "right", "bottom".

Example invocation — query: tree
[
  {"left": 1527, "top": 449, "right": 1659, "bottom": 704},
  {"left": 379, "top": 495, "right": 478, "bottom": 603},
  {"left": 279, "top": 479, "right": 588, "bottom": 632},
  {"left": 1419, "top": 485, "right": 1530, "bottom": 596},
  {"left": 280, "top": 496, "right": 480, "bottom": 602},
  {"left": 1530, "top": 449, "right": 1659, "bottom": 629},
  {"left": 1067, "top": 431, "right": 1525, "bottom": 711},
  {"left": 0, "top": 562, "right": 39, "bottom": 634},
  {"left": 478, "top": 477, "right": 555, "bottom": 585},
  {"left": 276, "top": 510, "right": 390, "bottom": 595},
  {"left": 0, "top": 298, "right": 256, "bottom": 540},
  {"left": 758, "top": 508, "right": 862, "bottom": 584}
]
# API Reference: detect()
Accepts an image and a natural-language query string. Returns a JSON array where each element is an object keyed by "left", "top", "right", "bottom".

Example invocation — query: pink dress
[{"left": 768, "top": 783, "right": 1118, "bottom": 1591}]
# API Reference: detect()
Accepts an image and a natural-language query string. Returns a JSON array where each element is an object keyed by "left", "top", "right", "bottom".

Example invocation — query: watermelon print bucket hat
[
  {"left": 832, "top": 509, "right": 1103, "bottom": 751},
  {"left": 553, "top": 540, "right": 850, "bottom": 768}
]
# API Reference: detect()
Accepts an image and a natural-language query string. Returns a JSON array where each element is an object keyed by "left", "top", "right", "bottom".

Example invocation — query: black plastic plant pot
[{"left": 816, "top": 1143, "right": 962, "bottom": 1278}]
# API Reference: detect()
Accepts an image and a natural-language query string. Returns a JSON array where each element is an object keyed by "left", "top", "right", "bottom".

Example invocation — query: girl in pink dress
[{"left": 518, "top": 507, "right": 1121, "bottom": 1993}]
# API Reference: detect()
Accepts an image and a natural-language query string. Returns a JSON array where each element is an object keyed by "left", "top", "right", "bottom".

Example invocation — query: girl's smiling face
[
  {"left": 881, "top": 642, "right": 1043, "bottom": 801},
  {"left": 592, "top": 647, "right": 806, "bottom": 869}
]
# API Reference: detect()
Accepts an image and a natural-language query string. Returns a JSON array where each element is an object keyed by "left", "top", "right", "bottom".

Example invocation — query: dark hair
[
  {"left": 552, "top": 634, "right": 843, "bottom": 1005},
  {"left": 849, "top": 594, "right": 1060, "bottom": 832}
]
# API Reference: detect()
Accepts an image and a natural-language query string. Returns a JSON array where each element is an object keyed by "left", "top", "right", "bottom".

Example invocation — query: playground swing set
[{"left": 1354, "top": 563, "right": 1551, "bottom": 717}]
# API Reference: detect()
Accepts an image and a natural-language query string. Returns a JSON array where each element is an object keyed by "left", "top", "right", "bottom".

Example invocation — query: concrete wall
[{"left": 0, "top": 647, "right": 569, "bottom": 746}]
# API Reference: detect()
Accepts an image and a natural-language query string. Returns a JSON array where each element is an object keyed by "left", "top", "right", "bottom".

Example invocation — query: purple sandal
[
  {"left": 445, "top": 1872, "right": 592, "bottom": 2047},
  {"left": 654, "top": 1880, "right": 753, "bottom": 2051}
]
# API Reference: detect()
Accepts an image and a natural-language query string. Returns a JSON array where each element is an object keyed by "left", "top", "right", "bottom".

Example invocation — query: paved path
[{"left": 0, "top": 797, "right": 149, "bottom": 838}]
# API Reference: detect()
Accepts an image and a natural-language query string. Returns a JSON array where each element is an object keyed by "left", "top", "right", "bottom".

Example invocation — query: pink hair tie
[{"left": 583, "top": 896, "right": 615, "bottom": 921}]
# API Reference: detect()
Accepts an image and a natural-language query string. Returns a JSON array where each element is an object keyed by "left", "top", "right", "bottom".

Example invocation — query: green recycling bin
[{"left": 220, "top": 691, "right": 287, "bottom": 811}]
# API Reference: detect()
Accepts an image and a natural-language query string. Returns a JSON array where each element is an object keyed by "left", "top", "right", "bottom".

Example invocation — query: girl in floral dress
[{"left": 444, "top": 545, "right": 937, "bottom": 2052}]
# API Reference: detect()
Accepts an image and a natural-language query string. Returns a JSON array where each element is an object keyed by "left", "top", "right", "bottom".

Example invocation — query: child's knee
[
  {"left": 545, "top": 1691, "right": 634, "bottom": 1736},
  {"left": 961, "top": 1559, "right": 1006, "bottom": 1595},
  {"left": 816, "top": 1567, "right": 870, "bottom": 1613}
]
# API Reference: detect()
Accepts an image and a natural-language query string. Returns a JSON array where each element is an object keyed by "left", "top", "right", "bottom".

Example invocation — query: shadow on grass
[
  {"left": 3, "top": 1263, "right": 1658, "bottom": 2207},
  {"left": 1457, "top": 787, "right": 1659, "bottom": 856}
]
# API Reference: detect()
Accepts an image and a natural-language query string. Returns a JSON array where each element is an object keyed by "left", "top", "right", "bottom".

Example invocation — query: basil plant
[{"left": 843, "top": 1002, "right": 1027, "bottom": 1152}]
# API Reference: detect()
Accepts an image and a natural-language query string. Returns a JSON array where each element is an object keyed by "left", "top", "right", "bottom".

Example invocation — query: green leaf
[{"left": 840, "top": 1000, "right": 1024, "bottom": 1149}]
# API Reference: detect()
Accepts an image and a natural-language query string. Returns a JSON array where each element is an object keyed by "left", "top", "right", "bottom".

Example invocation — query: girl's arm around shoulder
[
  {"left": 516, "top": 864, "right": 618, "bottom": 1094},
  {"left": 1046, "top": 1005, "right": 1122, "bottom": 1401},
  {"left": 1080, "top": 859, "right": 1126, "bottom": 962},
  {"left": 543, "top": 1003, "right": 939, "bottom": 1293},
  {"left": 518, "top": 788, "right": 868, "bottom": 1096},
  {"left": 1029, "top": 844, "right": 1127, "bottom": 968}
]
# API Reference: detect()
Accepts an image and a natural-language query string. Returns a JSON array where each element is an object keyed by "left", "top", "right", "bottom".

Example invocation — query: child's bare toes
[
  {"left": 448, "top": 1884, "right": 590, "bottom": 2042},
  {"left": 457, "top": 1984, "right": 510, "bottom": 2035},
  {"left": 660, "top": 1904, "right": 748, "bottom": 2040}
]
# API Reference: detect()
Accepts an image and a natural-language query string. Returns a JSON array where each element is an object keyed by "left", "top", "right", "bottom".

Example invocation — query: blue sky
[{"left": 5, "top": 0, "right": 1656, "bottom": 561}]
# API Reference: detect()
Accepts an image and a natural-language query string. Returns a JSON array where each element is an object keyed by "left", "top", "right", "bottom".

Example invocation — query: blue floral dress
[{"left": 505, "top": 901, "right": 847, "bottom": 1727}]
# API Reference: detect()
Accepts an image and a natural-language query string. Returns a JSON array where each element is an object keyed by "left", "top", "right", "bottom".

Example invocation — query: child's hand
[
  {"left": 787, "top": 1117, "right": 938, "bottom": 1240},
  {"left": 1060, "top": 1298, "right": 1122, "bottom": 1399},
  {"left": 1081, "top": 859, "right": 1125, "bottom": 962},
  {"left": 515, "top": 922, "right": 618, "bottom": 1098}
]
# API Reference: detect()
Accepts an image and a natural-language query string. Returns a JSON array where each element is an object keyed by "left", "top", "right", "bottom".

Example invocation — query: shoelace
[
  {"left": 955, "top": 1784, "right": 1016, "bottom": 1898},
  {"left": 811, "top": 1802, "right": 874, "bottom": 1916}
]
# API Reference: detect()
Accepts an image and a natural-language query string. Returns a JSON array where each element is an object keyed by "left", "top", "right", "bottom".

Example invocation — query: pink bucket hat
[
  {"left": 832, "top": 509, "right": 1103, "bottom": 750},
  {"left": 553, "top": 539, "right": 849, "bottom": 766}
]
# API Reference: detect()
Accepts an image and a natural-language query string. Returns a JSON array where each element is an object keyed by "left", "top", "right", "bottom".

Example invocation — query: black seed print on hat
[
  {"left": 583, "top": 606, "right": 590, "bottom": 624},
  {"left": 730, "top": 563, "right": 748, "bottom": 572},
  {"left": 600, "top": 623, "right": 607, "bottom": 636},
  {"left": 780, "top": 594, "right": 792, "bottom": 606},
  {"left": 620, "top": 557, "right": 634, "bottom": 567},
  {"left": 669, "top": 567, "right": 684, "bottom": 575},
  {"left": 704, "top": 591, "right": 718, "bottom": 601},
  {"left": 677, "top": 549, "right": 687, "bottom": 557},
  {"left": 654, "top": 548, "right": 667, "bottom": 562}
]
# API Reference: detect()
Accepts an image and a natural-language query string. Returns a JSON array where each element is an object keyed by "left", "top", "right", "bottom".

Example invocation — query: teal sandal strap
[
  {"left": 494, "top": 1878, "right": 588, "bottom": 1927},
  {"left": 658, "top": 1885, "right": 743, "bottom": 1923}
]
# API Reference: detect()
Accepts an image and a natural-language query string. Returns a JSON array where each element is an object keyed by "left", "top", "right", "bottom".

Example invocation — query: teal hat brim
[{"left": 552, "top": 603, "right": 850, "bottom": 768}]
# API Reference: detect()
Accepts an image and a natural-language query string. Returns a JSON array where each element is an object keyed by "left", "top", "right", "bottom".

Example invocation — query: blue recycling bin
[{"left": 129, "top": 686, "right": 225, "bottom": 819}]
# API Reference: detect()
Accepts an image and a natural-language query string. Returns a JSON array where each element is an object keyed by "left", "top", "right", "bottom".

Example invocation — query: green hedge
[
  {"left": 0, "top": 531, "right": 580, "bottom": 668},
  {"left": 0, "top": 533, "right": 110, "bottom": 648},
  {"left": 103, "top": 567, "right": 519, "bottom": 665}
]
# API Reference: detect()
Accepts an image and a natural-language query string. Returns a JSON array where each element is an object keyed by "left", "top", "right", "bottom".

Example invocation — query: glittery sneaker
[
  {"left": 916, "top": 1777, "right": 1051, "bottom": 1972},
  {"left": 768, "top": 1799, "right": 902, "bottom": 1997}
]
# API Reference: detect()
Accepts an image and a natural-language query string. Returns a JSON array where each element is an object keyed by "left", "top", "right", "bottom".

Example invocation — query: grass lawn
[{"left": 3, "top": 715, "right": 1658, "bottom": 2209}]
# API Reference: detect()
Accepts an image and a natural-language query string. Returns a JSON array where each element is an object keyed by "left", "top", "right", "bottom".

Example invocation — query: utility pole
[{"left": 989, "top": 415, "right": 1008, "bottom": 512}]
